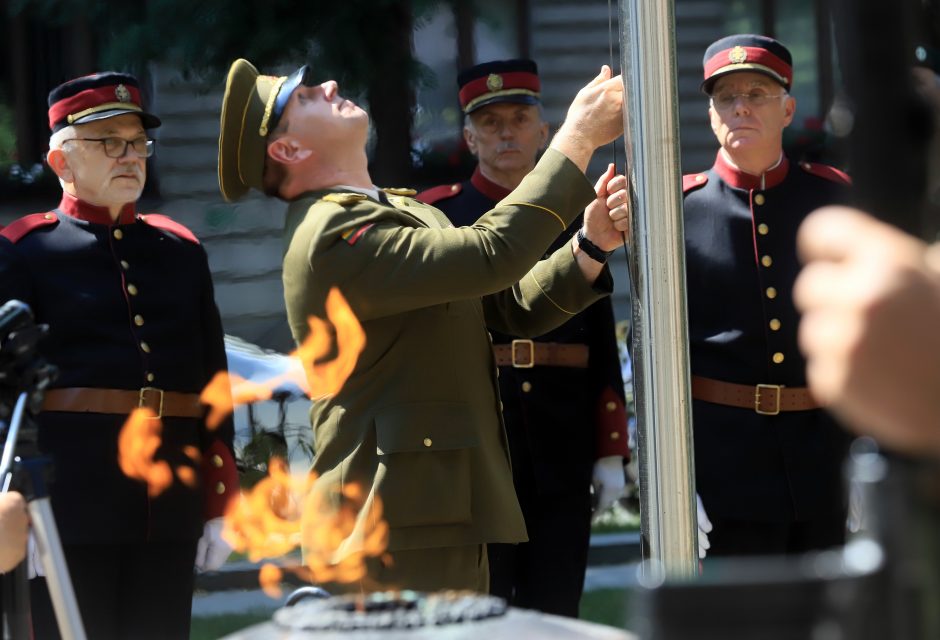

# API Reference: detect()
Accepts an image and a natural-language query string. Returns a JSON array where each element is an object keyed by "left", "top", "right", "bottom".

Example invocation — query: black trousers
[
  {"left": 488, "top": 492, "right": 592, "bottom": 618},
  {"left": 29, "top": 540, "right": 198, "bottom": 640},
  {"left": 706, "top": 512, "right": 847, "bottom": 558}
]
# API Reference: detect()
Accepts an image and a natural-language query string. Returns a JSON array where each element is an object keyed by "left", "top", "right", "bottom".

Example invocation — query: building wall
[{"left": 150, "top": 66, "right": 294, "bottom": 352}]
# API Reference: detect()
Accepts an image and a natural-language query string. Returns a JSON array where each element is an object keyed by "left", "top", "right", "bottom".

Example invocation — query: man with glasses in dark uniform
[
  {"left": 417, "top": 59, "right": 630, "bottom": 617},
  {"left": 0, "top": 72, "right": 237, "bottom": 639},
  {"left": 683, "top": 35, "right": 853, "bottom": 557}
]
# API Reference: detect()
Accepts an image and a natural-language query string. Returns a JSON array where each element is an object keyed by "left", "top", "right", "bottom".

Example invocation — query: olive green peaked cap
[{"left": 217, "top": 59, "right": 287, "bottom": 202}]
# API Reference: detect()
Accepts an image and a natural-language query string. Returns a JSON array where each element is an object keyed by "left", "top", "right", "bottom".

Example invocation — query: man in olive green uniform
[{"left": 216, "top": 59, "right": 628, "bottom": 593}]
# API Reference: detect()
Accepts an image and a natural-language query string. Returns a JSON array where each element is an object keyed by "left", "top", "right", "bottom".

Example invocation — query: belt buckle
[
  {"left": 754, "top": 384, "right": 781, "bottom": 416},
  {"left": 511, "top": 339, "right": 535, "bottom": 368},
  {"left": 139, "top": 387, "right": 164, "bottom": 419}
]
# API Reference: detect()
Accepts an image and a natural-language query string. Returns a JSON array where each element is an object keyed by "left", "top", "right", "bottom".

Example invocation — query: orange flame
[
  {"left": 198, "top": 287, "right": 364, "bottom": 428},
  {"left": 201, "top": 372, "right": 273, "bottom": 431},
  {"left": 222, "top": 456, "right": 388, "bottom": 591},
  {"left": 259, "top": 563, "right": 283, "bottom": 599},
  {"left": 117, "top": 408, "right": 173, "bottom": 497},
  {"left": 289, "top": 287, "right": 366, "bottom": 400}
]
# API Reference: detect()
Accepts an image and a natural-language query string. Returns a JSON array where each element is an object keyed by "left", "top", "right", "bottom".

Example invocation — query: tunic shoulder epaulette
[
  {"left": 139, "top": 214, "right": 200, "bottom": 244},
  {"left": 682, "top": 173, "right": 708, "bottom": 194},
  {"left": 383, "top": 187, "right": 417, "bottom": 197},
  {"left": 798, "top": 161, "right": 852, "bottom": 186},
  {"left": 416, "top": 183, "right": 462, "bottom": 205},
  {"left": 0, "top": 212, "right": 58, "bottom": 243},
  {"left": 322, "top": 193, "right": 368, "bottom": 206}
]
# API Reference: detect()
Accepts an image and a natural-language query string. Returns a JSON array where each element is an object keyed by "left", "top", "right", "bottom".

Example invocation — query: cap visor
[
  {"left": 465, "top": 94, "right": 539, "bottom": 114},
  {"left": 71, "top": 109, "right": 162, "bottom": 129}
]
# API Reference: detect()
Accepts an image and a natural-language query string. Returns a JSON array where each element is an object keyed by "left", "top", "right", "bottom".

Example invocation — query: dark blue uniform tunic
[
  {"left": 418, "top": 167, "right": 629, "bottom": 616},
  {"left": 684, "top": 152, "right": 853, "bottom": 538},
  {"left": 0, "top": 193, "right": 235, "bottom": 639}
]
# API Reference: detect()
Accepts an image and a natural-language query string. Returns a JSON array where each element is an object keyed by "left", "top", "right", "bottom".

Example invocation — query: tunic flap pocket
[{"left": 375, "top": 403, "right": 479, "bottom": 455}]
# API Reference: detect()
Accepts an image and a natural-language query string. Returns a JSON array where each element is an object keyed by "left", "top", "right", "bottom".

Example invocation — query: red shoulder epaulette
[
  {"left": 415, "top": 183, "right": 462, "bottom": 205},
  {"left": 139, "top": 214, "right": 200, "bottom": 244},
  {"left": 682, "top": 173, "right": 708, "bottom": 193},
  {"left": 0, "top": 212, "right": 59, "bottom": 243},
  {"left": 799, "top": 161, "right": 852, "bottom": 186}
]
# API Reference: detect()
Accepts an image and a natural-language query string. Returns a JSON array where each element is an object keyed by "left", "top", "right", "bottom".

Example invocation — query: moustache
[{"left": 496, "top": 143, "right": 521, "bottom": 153}]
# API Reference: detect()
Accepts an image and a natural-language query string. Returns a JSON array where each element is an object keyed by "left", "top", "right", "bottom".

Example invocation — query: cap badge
[
  {"left": 486, "top": 73, "right": 504, "bottom": 92},
  {"left": 728, "top": 46, "right": 748, "bottom": 64},
  {"left": 115, "top": 84, "right": 132, "bottom": 103}
]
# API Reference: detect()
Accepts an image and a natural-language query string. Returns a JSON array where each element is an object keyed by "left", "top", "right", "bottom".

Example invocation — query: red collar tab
[
  {"left": 415, "top": 182, "right": 462, "bottom": 205},
  {"left": 58, "top": 192, "right": 136, "bottom": 225},
  {"left": 713, "top": 152, "right": 789, "bottom": 191},
  {"left": 471, "top": 166, "right": 512, "bottom": 202},
  {"left": 704, "top": 46, "right": 792, "bottom": 89}
]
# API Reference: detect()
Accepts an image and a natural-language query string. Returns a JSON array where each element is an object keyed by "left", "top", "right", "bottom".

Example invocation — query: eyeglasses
[
  {"left": 61, "top": 136, "right": 154, "bottom": 158},
  {"left": 709, "top": 92, "right": 787, "bottom": 111}
]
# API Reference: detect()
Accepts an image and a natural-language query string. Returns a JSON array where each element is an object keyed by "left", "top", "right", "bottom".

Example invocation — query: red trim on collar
[
  {"left": 58, "top": 192, "right": 136, "bottom": 225},
  {"left": 470, "top": 167, "right": 513, "bottom": 202},
  {"left": 713, "top": 152, "right": 789, "bottom": 191}
]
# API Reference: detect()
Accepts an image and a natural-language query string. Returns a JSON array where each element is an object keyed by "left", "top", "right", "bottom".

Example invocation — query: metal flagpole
[{"left": 617, "top": 0, "right": 698, "bottom": 577}]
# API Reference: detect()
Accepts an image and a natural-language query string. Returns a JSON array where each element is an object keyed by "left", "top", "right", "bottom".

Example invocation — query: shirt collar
[
  {"left": 334, "top": 184, "right": 382, "bottom": 202},
  {"left": 471, "top": 166, "right": 512, "bottom": 202},
  {"left": 713, "top": 150, "right": 789, "bottom": 191},
  {"left": 58, "top": 192, "right": 136, "bottom": 225}
]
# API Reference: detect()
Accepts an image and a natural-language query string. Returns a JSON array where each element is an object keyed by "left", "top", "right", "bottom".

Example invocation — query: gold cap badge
[
  {"left": 486, "top": 73, "right": 504, "bottom": 92},
  {"left": 728, "top": 46, "right": 748, "bottom": 64},
  {"left": 115, "top": 84, "right": 131, "bottom": 103}
]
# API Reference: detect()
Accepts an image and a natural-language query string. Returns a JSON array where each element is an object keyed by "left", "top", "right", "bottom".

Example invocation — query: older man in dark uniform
[
  {"left": 684, "top": 35, "right": 853, "bottom": 557},
  {"left": 417, "top": 59, "right": 629, "bottom": 617},
  {"left": 217, "top": 58, "right": 628, "bottom": 593},
  {"left": 0, "top": 72, "right": 236, "bottom": 639}
]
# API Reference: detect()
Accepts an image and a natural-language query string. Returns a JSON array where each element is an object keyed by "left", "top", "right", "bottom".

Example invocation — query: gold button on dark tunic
[
  {"left": 127, "top": 283, "right": 138, "bottom": 295},
  {"left": 758, "top": 223, "right": 769, "bottom": 235},
  {"left": 761, "top": 255, "right": 772, "bottom": 267},
  {"left": 113, "top": 229, "right": 123, "bottom": 240},
  {"left": 754, "top": 194, "right": 765, "bottom": 205},
  {"left": 134, "top": 314, "right": 144, "bottom": 326},
  {"left": 772, "top": 352, "right": 784, "bottom": 364},
  {"left": 766, "top": 287, "right": 777, "bottom": 299}
]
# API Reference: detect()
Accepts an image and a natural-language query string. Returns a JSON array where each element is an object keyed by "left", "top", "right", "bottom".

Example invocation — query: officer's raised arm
[{"left": 549, "top": 65, "right": 625, "bottom": 172}]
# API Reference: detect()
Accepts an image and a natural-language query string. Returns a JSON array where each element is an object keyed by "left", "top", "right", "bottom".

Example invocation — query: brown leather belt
[
  {"left": 42, "top": 387, "right": 204, "bottom": 419},
  {"left": 691, "top": 375, "right": 820, "bottom": 415},
  {"left": 492, "top": 340, "right": 589, "bottom": 369}
]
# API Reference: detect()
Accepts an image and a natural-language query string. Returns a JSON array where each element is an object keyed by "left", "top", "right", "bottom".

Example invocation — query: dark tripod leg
[{"left": 1, "top": 563, "right": 31, "bottom": 640}]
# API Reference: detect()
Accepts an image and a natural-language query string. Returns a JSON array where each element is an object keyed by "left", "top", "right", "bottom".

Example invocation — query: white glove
[
  {"left": 696, "top": 493, "right": 713, "bottom": 560},
  {"left": 27, "top": 532, "right": 44, "bottom": 579},
  {"left": 592, "top": 456, "right": 626, "bottom": 512},
  {"left": 194, "top": 517, "right": 232, "bottom": 572}
]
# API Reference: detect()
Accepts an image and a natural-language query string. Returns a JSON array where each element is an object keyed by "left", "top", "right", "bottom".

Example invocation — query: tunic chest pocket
[{"left": 375, "top": 402, "right": 478, "bottom": 528}]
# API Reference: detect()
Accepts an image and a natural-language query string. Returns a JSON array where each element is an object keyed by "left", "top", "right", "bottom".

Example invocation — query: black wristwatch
[{"left": 576, "top": 228, "right": 615, "bottom": 263}]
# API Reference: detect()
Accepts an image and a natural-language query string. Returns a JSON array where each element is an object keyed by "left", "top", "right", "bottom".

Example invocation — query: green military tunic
[{"left": 282, "top": 149, "right": 612, "bottom": 586}]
